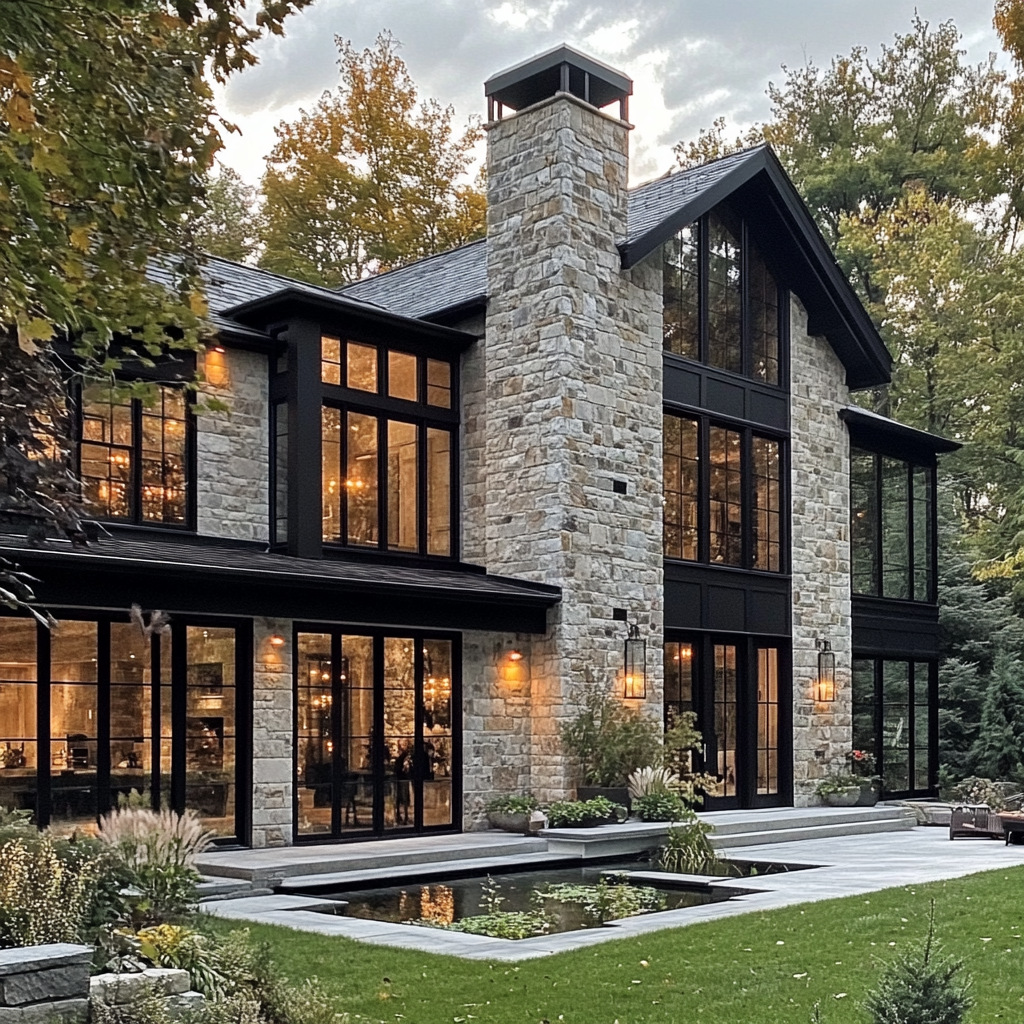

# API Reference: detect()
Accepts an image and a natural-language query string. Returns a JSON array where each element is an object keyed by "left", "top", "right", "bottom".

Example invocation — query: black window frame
[
  {"left": 76, "top": 382, "right": 197, "bottom": 532},
  {"left": 664, "top": 409, "right": 789, "bottom": 574},
  {"left": 850, "top": 447, "right": 937, "bottom": 603},
  {"left": 662, "top": 205, "right": 789, "bottom": 389}
]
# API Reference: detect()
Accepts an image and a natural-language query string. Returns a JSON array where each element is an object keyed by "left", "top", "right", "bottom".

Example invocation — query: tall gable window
[
  {"left": 79, "top": 386, "right": 191, "bottom": 526},
  {"left": 663, "top": 207, "right": 783, "bottom": 386},
  {"left": 320, "top": 336, "right": 456, "bottom": 558},
  {"left": 665, "top": 412, "right": 783, "bottom": 572}
]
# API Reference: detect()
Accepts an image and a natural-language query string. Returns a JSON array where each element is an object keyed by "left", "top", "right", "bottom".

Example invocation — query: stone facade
[
  {"left": 195, "top": 347, "right": 270, "bottom": 543},
  {"left": 481, "top": 92, "right": 665, "bottom": 804},
  {"left": 251, "top": 618, "right": 293, "bottom": 847},
  {"left": 788, "top": 293, "right": 853, "bottom": 804}
]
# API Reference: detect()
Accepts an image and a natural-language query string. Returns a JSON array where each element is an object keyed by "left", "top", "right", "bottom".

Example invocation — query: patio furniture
[
  {"left": 949, "top": 804, "right": 1006, "bottom": 840},
  {"left": 999, "top": 812, "right": 1024, "bottom": 846}
]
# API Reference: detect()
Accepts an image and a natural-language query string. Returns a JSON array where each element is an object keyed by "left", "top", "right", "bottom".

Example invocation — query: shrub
[
  {"left": 862, "top": 903, "right": 972, "bottom": 1024},
  {"left": 632, "top": 791, "right": 688, "bottom": 822},
  {"left": 137, "top": 924, "right": 233, "bottom": 999},
  {"left": 659, "top": 812, "right": 717, "bottom": 874},
  {"left": 545, "top": 797, "right": 621, "bottom": 828},
  {"left": 0, "top": 833, "right": 97, "bottom": 947},
  {"left": 627, "top": 766, "right": 679, "bottom": 800},
  {"left": 815, "top": 771, "right": 861, "bottom": 796},
  {"left": 950, "top": 776, "right": 1005, "bottom": 810},
  {"left": 485, "top": 795, "right": 538, "bottom": 815}
]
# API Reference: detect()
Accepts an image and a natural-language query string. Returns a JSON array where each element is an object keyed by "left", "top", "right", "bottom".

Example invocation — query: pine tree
[
  {"left": 938, "top": 659, "right": 984, "bottom": 780},
  {"left": 971, "top": 650, "right": 1024, "bottom": 780}
]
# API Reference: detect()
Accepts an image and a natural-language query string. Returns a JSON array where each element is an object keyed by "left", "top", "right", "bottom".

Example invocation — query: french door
[
  {"left": 294, "top": 627, "right": 460, "bottom": 841},
  {"left": 664, "top": 634, "right": 791, "bottom": 809}
]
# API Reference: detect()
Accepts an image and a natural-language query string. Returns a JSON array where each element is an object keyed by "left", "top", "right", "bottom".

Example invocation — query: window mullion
[
  {"left": 377, "top": 413, "right": 386, "bottom": 551},
  {"left": 698, "top": 416, "right": 710, "bottom": 564},
  {"left": 132, "top": 397, "right": 142, "bottom": 523},
  {"left": 699, "top": 217, "right": 709, "bottom": 364},
  {"left": 740, "top": 220, "right": 750, "bottom": 379}
]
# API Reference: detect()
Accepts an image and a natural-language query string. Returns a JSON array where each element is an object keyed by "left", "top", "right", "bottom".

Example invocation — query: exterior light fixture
[
  {"left": 269, "top": 634, "right": 285, "bottom": 647},
  {"left": 508, "top": 650, "right": 523, "bottom": 662},
  {"left": 815, "top": 638, "right": 836, "bottom": 702},
  {"left": 209, "top": 343, "right": 226, "bottom": 354},
  {"left": 623, "top": 622, "right": 647, "bottom": 700}
]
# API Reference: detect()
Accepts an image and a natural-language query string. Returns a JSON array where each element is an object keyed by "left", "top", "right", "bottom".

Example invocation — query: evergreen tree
[
  {"left": 971, "top": 650, "right": 1024, "bottom": 780},
  {"left": 938, "top": 659, "right": 984, "bottom": 781}
]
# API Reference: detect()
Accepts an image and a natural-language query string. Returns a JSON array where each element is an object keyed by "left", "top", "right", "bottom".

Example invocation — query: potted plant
[
  {"left": 486, "top": 794, "right": 544, "bottom": 834},
  {"left": 846, "top": 749, "right": 881, "bottom": 806},
  {"left": 560, "top": 681, "right": 662, "bottom": 809},
  {"left": 816, "top": 771, "right": 863, "bottom": 807},
  {"left": 545, "top": 796, "right": 626, "bottom": 829}
]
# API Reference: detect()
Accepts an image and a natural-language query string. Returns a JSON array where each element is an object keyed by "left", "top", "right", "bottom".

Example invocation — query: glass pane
[
  {"left": 913, "top": 662, "right": 932, "bottom": 792},
  {"left": 881, "top": 457, "right": 910, "bottom": 600},
  {"left": 341, "top": 635, "right": 375, "bottom": 833},
  {"left": 881, "top": 661, "right": 910, "bottom": 793},
  {"left": 383, "top": 637, "right": 415, "bottom": 829},
  {"left": 296, "top": 633, "right": 333, "bottom": 836},
  {"left": 713, "top": 644, "right": 738, "bottom": 798},
  {"left": 426, "top": 428, "right": 451, "bottom": 557},
  {"left": 422, "top": 639, "right": 453, "bottom": 828},
  {"left": 756, "top": 648, "right": 779, "bottom": 795},
  {"left": 110, "top": 622, "right": 153, "bottom": 808},
  {"left": 752, "top": 436, "right": 781, "bottom": 571},
  {"left": 707, "top": 210, "right": 742, "bottom": 374},
  {"left": 322, "top": 406, "right": 342, "bottom": 543},
  {"left": 139, "top": 387, "right": 188, "bottom": 525},
  {"left": 748, "top": 240, "right": 779, "bottom": 384},
  {"left": 387, "top": 420, "right": 418, "bottom": 552},
  {"left": 81, "top": 388, "right": 133, "bottom": 519},
  {"left": 51, "top": 621, "right": 98, "bottom": 683},
  {"left": 274, "top": 402, "right": 288, "bottom": 544},
  {"left": 852, "top": 659, "right": 876, "bottom": 758},
  {"left": 662, "top": 223, "right": 699, "bottom": 359},
  {"left": 159, "top": 633, "right": 172, "bottom": 811},
  {"left": 347, "top": 342, "right": 378, "bottom": 392},
  {"left": 388, "top": 351, "right": 418, "bottom": 402},
  {"left": 346, "top": 412, "right": 379, "bottom": 547},
  {"left": 663, "top": 415, "right": 699, "bottom": 561},
  {"left": 709, "top": 426, "right": 742, "bottom": 566},
  {"left": 913, "top": 465, "right": 934, "bottom": 602},
  {"left": 321, "top": 335, "right": 342, "bottom": 385},
  {"left": 851, "top": 449, "right": 878, "bottom": 595},
  {"left": 185, "top": 626, "right": 236, "bottom": 837},
  {"left": 0, "top": 619, "right": 38, "bottom": 818},
  {"left": 664, "top": 641, "right": 696, "bottom": 773},
  {"left": 426, "top": 359, "right": 452, "bottom": 408}
]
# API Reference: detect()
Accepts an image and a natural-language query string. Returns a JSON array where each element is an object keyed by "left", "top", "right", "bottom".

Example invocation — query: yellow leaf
[
  {"left": 70, "top": 225, "right": 92, "bottom": 252},
  {"left": 188, "top": 292, "right": 208, "bottom": 316}
]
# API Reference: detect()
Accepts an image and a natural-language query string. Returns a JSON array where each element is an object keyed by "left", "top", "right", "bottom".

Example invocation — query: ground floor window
[
  {"left": 294, "top": 627, "right": 460, "bottom": 841},
  {"left": 852, "top": 657, "right": 936, "bottom": 797},
  {"left": 664, "top": 633, "right": 790, "bottom": 808},
  {"left": 0, "top": 613, "right": 248, "bottom": 840}
]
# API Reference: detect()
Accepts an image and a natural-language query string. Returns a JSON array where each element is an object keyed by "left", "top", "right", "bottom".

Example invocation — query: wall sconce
[
  {"left": 815, "top": 638, "right": 836, "bottom": 702},
  {"left": 269, "top": 634, "right": 285, "bottom": 647},
  {"left": 623, "top": 622, "right": 647, "bottom": 699},
  {"left": 508, "top": 649, "right": 523, "bottom": 662}
]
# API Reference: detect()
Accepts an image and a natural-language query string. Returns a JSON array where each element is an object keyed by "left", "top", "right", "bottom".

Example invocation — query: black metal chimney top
[{"left": 485, "top": 44, "right": 632, "bottom": 121}]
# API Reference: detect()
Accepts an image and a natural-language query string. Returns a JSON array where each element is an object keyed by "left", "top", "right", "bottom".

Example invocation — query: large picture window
[
  {"left": 320, "top": 336, "right": 456, "bottom": 558},
  {"left": 79, "top": 385, "right": 191, "bottom": 527},
  {"left": 664, "top": 412, "right": 784, "bottom": 571},
  {"left": 850, "top": 449, "right": 935, "bottom": 601},
  {"left": 663, "top": 207, "right": 784, "bottom": 386}
]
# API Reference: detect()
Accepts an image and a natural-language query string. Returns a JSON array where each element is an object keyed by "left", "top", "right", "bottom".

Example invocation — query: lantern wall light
[
  {"left": 815, "top": 638, "right": 836, "bottom": 702},
  {"left": 623, "top": 621, "right": 647, "bottom": 700}
]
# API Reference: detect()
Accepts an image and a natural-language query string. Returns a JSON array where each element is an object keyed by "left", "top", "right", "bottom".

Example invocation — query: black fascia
[
  {"left": 222, "top": 288, "right": 477, "bottom": 354},
  {"left": 621, "top": 147, "right": 893, "bottom": 391},
  {"left": 840, "top": 406, "right": 961, "bottom": 461}
]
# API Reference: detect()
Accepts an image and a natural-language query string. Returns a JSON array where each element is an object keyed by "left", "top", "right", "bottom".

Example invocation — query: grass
[{"left": 210, "top": 867, "right": 1024, "bottom": 1023}]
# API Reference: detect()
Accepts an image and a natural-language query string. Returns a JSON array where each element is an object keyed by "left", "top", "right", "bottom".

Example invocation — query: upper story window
[
  {"left": 319, "top": 335, "right": 456, "bottom": 558},
  {"left": 663, "top": 208, "right": 783, "bottom": 386},
  {"left": 851, "top": 448, "right": 935, "bottom": 602},
  {"left": 79, "top": 385, "right": 191, "bottom": 527},
  {"left": 664, "top": 412, "right": 784, "bottom": 572}
]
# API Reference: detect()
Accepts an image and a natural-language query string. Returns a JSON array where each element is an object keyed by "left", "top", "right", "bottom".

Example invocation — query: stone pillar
[
  {"left": 483, "top": 93, "right": 664, "bottom": 802},
  {"left": 789, "top": 294, "right": 853, "bottom": 804},
  {"left": 251, "top": 618, "right": 293, "bottom": 846}
]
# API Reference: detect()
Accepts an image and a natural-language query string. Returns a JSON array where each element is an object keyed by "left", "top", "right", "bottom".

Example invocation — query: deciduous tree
[{"left": 195, "top": 165, "right": 260, "bottom": 264}]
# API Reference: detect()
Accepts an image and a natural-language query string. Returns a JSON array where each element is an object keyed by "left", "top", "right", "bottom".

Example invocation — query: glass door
[{"left": 294, "top": 628, "right": 459, "bottom": 841}]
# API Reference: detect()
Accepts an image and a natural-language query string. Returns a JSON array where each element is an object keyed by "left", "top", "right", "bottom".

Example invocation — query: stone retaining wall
[{"left": 0, "top": 943, "right": 92, "bottom": 1024}]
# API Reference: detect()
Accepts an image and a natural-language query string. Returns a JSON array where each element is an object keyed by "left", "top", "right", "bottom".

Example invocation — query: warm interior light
[
  {"left": 508, "top": 650, "right": 523, "bottom": 662},
  {"left": 269, "top": 634, "right": 285, "bottom": 647}
]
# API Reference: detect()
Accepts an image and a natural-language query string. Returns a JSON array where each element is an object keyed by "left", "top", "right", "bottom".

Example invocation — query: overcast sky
[{"left": 216, "top": 0, "right": 1004, "bottom": 188}]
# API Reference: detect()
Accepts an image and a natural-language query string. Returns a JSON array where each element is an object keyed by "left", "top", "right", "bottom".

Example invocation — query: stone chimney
[{"left": 479, "top": 45, "right": 664, "bottom": 800}]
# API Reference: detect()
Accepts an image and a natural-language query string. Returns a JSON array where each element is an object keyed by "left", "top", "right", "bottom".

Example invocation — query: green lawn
[{"left": 212, "top": 867, "right": 1024, "bottom": 1024}]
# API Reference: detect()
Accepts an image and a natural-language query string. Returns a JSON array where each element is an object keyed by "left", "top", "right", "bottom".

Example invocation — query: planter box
[
  {"left": 487, "top": 810, "right": 546, "bottom": 835},
  {"left": 854, "top": 781, "right": 880, "bottom": 807}
]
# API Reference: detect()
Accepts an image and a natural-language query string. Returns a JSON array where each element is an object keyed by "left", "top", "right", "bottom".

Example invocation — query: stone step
[
  {"left": 711, "top": 815, "right": 914, "bottom": 850},
  {"left": 278, "top": 850, "right": 571, "bottom": 892},
  {"left": 705, "top": 806, "right": 912, "bottom": 837},
  {"left": 196, "top": 877, "right": 253, "bottom": 899}
]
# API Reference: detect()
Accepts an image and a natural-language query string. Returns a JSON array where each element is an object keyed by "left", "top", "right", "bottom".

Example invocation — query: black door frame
[
  {"left": 666, "top": 630, "right": 792, "bottom": 810},
  {"left": 292, "top": 623, "right": 462, "bottom": 844}
]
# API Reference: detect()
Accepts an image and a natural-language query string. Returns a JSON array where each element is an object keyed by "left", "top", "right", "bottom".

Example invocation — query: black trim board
[
  {"left": 665, "top": 562, "right": 791, "bottom": 636},
  {"left": 840, "top": 407, "right": 961, "bottom": 460},
  {"left": 851, "top": 595, "right": 940, "bottom": 660}
]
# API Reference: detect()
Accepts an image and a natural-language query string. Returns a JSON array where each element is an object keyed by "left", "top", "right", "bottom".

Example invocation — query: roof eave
[{"left": 839, "top": 407, "right": 962, "bottom": 456}]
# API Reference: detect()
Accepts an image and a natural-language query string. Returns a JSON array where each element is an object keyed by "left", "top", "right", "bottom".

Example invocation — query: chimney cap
[{"left": 484, "top": 43, "right": 632, "bottom": 116}]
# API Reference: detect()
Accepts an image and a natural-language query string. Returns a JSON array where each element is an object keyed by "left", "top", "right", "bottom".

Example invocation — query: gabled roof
[{"left": 337, "top": 144, "right": 893, "bottom": 388}]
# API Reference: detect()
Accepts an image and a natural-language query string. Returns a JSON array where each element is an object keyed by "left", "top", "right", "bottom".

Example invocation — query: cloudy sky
[{"left": 216, "top": 0, "right": 1004, "bottom": 188}]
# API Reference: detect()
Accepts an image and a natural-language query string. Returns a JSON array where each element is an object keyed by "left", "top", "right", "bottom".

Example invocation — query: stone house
[{"left": 0, "top": 45, "right": 957, "bottom": 847}]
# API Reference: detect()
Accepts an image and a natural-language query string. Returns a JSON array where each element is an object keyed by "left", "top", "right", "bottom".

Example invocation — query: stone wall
[
  {"left": 456, "top": 310, "right": 488, "bottom": 567},
  {"left": 251, "top": 618, "right": 293, "bottom": 847},
  {"left": 0, "top": 943, "right": 91, "bottom": 1024},
  {"left": 789, "top": 293, "right": 853, "bottom": 804},
  {"left": 195, "top": 347, "right": 270, "bottom": 543},
  {"left": 483, "top": 93, "right": 665, "bottom": 804}
]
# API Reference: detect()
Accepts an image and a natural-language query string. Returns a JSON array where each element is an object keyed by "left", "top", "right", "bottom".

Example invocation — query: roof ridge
[{"left": 628, "top": 143, "right": 768, "bottom": 195}]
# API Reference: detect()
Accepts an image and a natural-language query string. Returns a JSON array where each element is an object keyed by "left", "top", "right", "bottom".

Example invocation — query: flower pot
[
  {"left": 577, "top": 786, "right": 632, "bottom": 812},
  {"left": 487, "top": 810, "right": 546, "bottom": 834},
  {"left": 854, "top": 780, "right": 880, "bottom": 807},
  {"left": 822, "top": 787, "right": 861, "bottom": 807}
]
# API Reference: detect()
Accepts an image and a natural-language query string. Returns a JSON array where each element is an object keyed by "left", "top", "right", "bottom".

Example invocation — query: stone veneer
[
  {"left": 195, "top": 347, "right": 270, "bottom": 543},
  {"left": 789, "top": 293, "right": 853, "bottom": 804},
  {"left": 251, "top": 618, "right": 293, "bottom": 847},
  {"left": 481, "top": 92, "right": 664, "bottom": 805}
]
